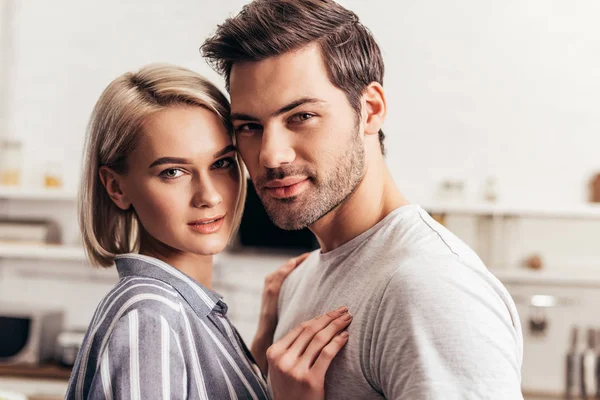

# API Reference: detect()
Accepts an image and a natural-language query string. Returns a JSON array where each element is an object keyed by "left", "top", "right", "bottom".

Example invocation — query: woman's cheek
[
  {"left": 141, "top": 186, "right": 181, "bottom": 221},
  {"left": 221, "top": 172, "right": 241, "bottom": 209}
]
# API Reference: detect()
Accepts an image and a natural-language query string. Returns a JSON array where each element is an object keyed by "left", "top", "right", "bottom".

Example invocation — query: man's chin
[
  {"left": 264, "top": 204, "right": 312, "bottom": 231},
  {"left": 272, "top": 219, "right": 310, "bottom": 231}
]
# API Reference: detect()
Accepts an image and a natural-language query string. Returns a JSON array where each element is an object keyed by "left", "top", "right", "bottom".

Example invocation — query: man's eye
[
  {"left": 289, "top": 113, "right": 315, "bottom": 123},
  {"left": 159, "top": 168, "right": 184, "bottom": 179},
  {"left": 235, "top": 123, "right": 262, "bottom": 136},
  {"left": 212, "top": 157, "right": 235, "bottom": 170}
]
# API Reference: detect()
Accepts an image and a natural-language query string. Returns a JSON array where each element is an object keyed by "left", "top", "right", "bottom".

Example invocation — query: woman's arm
[{"left": 251, "top": 252, "right": 310, "bottom": 374}]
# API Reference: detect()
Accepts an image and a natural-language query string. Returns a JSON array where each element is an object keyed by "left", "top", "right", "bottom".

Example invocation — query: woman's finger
[
  {"left": 286, "top": 307, "right": 348, "bottom": 358},
  {"left": 310, "top": 331, "right": 349, "bottom": 376},
  {"left": 298, "top": 312, "right": 352, "bottom": 369},
  {"left": 269, "top": 323, "right": 305, "bottom": 355},
  {"left": 294, "top": 252, "right": 311, "bottom": 264},
  {"left": 269, "top": 306, "right": 348, "bottom": 362}
]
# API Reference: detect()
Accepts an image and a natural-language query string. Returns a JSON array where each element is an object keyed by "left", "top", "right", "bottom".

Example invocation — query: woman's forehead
[{"left": 137, "top": 106, "right": 232, "bottom": 160}]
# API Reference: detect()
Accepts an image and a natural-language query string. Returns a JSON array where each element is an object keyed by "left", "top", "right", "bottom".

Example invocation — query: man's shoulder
[
  {"left": 377, "top": 254, "right": 518, "bottom": 331},
  {"left": 383, "top": 254, "right": 495, "bottom": 299}
]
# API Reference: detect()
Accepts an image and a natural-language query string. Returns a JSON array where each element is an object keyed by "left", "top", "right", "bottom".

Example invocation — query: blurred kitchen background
[{"left": 0, "top": 0, "right": 599, "bottom": 399}]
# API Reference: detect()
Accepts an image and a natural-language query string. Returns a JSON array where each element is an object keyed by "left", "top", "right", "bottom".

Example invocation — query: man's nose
[{"left": 259, "top": 128, "right": 296, "bottom": 169}]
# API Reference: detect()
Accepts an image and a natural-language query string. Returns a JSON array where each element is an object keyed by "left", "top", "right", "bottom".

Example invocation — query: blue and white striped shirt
[{"left": 66, "top": 253, "right": 269, "bottom": 400}]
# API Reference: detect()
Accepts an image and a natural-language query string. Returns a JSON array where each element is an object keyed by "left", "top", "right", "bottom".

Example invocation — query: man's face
[{"left": 229, "top": 43, "right": 365, "bottom": 230}]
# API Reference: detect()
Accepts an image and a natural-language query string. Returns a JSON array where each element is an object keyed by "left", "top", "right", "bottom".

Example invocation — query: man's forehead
[
  {"left": 230, "top": 44, "right": 325, "bottom": 91},
  {"left": 230, "top": 42, "right": 322, "bottom": 78},
  {"left": 229, "top": 45, "right": 332, "bottom": 117}
]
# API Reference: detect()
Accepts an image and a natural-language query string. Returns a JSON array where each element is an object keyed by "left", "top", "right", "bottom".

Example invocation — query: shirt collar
[{"left": 114, "top": 253, "right": 227, "bottom": 318}]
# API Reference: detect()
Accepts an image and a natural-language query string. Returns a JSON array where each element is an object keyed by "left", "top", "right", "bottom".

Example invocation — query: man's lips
[{"left": 262, "top": 177, "right": 310, "bottom": 199}]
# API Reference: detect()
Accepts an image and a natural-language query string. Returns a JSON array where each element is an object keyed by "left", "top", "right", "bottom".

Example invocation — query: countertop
[
  {"left": 523, "top": 391, "right": 563, "bottom": 399},
  {"left": 0, "top": 364, "right": 71, "bottom": 381}
]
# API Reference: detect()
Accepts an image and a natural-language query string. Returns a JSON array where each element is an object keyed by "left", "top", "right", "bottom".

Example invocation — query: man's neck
[{"left": 310, "top": 160, "right": 409, "bottom": 253}]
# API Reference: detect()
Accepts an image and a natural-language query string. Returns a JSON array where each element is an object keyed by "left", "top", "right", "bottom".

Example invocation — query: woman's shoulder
[
  {"left": 68, "top": 278, "right": 189, "bottom": 398},
  {"left": 115, "top": 275, "right": 181, "bottom": 300},
  {"left": 89, "top": 276, "right": 185, "bottom": 335}
]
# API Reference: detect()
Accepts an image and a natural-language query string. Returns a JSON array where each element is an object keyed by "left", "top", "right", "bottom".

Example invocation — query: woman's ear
[
  {"left": 361, "top": 82, "right": 387, "bottom": 136},
  {"left": 99, "top": 166, "right": 131, "bottom": 210}
]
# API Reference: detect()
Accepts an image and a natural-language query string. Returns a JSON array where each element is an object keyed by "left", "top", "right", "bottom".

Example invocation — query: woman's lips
[
  {"left": 264, "top": 178, "right": 310, "bottom": 199},
  {"left": 188, "top": 216, "right": 225, "bottom": 234}
]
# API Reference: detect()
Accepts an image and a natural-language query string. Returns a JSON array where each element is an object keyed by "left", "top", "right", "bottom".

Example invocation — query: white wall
[
  {"left": 0, "top": 0, "right": 13, "bottom": 135},
  {"left": 4, "top": 0, "right": 247, "bottom": 192},
  {"left": 346, "top": 0, "right": 600, "bottom": 205},
  {"left": 4, "top": 0, "right": 600, "bottom": 204}
]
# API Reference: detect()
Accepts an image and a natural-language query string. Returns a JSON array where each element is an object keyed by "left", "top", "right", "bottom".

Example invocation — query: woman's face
[{"left": 117, "top": 105, "right": 240, "bottom": 256}]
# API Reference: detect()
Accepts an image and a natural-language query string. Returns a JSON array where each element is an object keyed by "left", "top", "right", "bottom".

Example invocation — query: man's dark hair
[{"left": 201, "top": 0, "right": 386, "bottom": 154}]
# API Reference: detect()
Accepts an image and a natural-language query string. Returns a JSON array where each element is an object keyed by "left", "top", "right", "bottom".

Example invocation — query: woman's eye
[
  {"left": 290, "top": 113, "right": 315, "bottom": 123},
  {"left": 159, "top": 168, "right": 184, "bottom": 179},
  {"left": 212, "top": 157, "right": 235, "bottom": 170}
]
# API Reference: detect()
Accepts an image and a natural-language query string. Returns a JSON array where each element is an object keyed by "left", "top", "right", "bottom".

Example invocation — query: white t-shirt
[{"left": 274, "top": 205, "right": 523, "bottom": 399}]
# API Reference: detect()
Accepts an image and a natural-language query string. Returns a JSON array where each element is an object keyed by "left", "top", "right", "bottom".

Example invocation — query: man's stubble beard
[{"left": 257, "top": 126, "right": 366, "bottom": 231}]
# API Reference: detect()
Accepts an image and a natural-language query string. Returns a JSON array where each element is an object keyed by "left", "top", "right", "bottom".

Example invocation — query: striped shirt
[{"left": 65, "top": 253, "right": 269, "bottom": 400}]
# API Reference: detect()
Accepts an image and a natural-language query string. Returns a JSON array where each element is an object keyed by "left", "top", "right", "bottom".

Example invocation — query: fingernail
[
  {"left": 337, "top": 306, "right": 348, "bottom": 313},
  {"left": 339, "top": 331, "right": 349, "bottom": 338},
  {"left": 342, "top": 313, "right": 353, "bottom": 320}
]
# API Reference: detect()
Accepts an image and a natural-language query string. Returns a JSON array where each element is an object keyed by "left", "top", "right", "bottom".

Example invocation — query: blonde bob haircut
[{"left": 79, "top": 64, "right": 246, "bottom": 267}]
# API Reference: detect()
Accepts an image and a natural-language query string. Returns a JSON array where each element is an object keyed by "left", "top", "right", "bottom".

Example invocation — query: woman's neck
[{"left": 139, "top": 238, "right": 214, "bottom": 289}]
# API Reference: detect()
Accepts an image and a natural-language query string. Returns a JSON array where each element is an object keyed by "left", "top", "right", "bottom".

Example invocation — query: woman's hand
[
  {"left": 251, "top": 252, "right": 311, "bottom": 374},
  {"left": 267, "top": 306, "right": 352, "bottom": 400}
]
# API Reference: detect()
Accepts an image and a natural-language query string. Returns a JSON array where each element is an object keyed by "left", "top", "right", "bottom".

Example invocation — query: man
[{"left": 202, "top": 1, "right": 523, "bottom": 398}]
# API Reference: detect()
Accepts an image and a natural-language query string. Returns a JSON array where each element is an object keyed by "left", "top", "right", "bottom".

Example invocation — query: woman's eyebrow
[
  {"left": 148, "top": 145, "right": 236, "bottom": 168},
  {"left": 213, "top": 144, "right": 236, "bottom": 158},
  {"left": 148, "top": 157, "right": 190, "bottom": 168}
]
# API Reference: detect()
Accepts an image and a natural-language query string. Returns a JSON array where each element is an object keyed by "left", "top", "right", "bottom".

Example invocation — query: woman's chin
[{"left": 189, "top": 238, "right": 228, "bottom": 256}]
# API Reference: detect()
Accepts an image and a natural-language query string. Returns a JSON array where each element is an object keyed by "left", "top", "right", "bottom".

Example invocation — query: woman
[{"left": 66, "top": 64, "right": 352, "bottom": 399}]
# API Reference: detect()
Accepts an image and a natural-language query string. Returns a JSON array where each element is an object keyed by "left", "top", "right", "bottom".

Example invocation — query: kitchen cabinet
[
  {"left": 505, "top": 282, "right": 600, "bottom": 395},
  {"left": 0, "top": 188, "right": 85, "bottom": 262}
]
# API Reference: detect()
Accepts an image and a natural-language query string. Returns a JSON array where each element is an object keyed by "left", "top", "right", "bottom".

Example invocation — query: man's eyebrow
[
  {"left": 229, "top": 112, "right": 257, "bottom": 122},
  {"left": 230, "top": 97, "right": 327, "bottom": 122},
  {"left": 272, "top": 97, "right": 327, "bottom": 117}
]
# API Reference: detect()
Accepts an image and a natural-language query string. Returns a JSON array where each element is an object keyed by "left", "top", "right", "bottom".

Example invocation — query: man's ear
[
  {"left": 99, "top": 166, "right": 131, "bottom": 210},
  {"left": 361, "top": 82, "right": 387, "bottom": 136}
]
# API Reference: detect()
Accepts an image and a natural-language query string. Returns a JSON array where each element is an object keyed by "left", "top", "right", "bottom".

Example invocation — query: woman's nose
[{"left": 191, "top": 178, "right": 223, "bottom": 208}]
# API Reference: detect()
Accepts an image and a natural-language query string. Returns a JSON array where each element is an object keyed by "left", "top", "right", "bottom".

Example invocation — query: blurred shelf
[
  {"left": 422, "top": 202, "right": 600, "bottom": 219},
  {"left": 0, "top": 242, "right": 86, "bottom": 261},
  {"left": 0, "top": 187, "right": 77, "bottom": 201},
  {"left": 490, "top": 267, "right": 600, "bottom": 287},
  {"left": 0, "top": 363, "right": 72, "bottom": 381}
]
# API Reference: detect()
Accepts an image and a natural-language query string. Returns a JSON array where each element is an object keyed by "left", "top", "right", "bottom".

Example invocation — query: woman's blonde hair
[{"left": 79, "top": 64, "right": 246, "bottom": 267}]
